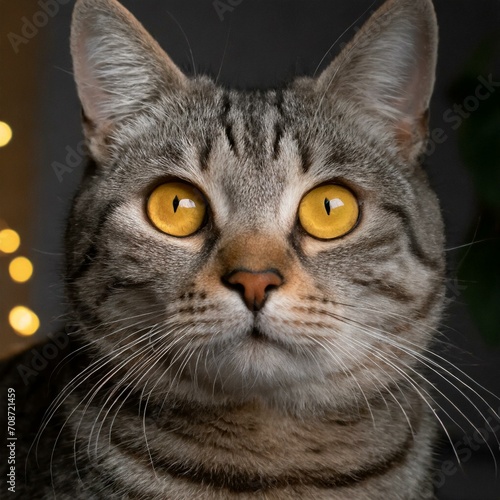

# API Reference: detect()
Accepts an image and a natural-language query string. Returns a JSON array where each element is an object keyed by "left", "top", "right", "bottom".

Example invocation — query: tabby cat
[{"left": 2, "top": 0, "right": 446, "bottom": 498}]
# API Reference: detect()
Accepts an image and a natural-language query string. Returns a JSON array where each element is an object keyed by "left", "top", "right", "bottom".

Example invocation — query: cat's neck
[{"left": 63, "top": 382, "right": 430, "bottom": 497}]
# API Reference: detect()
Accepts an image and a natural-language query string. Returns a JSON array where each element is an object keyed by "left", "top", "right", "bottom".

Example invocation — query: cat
[{"left": 0, "top": 0, "right": 448, "bottom": 498}]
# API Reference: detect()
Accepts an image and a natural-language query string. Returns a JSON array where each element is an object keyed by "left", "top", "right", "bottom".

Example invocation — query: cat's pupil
[
  {"left": 172, "top": 195, "right": 180, "bottom": 213},
  {"left": 324, "top": 198, "right": 331, "bottom": 216}
]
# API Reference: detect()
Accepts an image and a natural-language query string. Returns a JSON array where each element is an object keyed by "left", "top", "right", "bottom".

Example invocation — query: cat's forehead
[
  {"left": 104, "top": 82, "right": 405, "bottom": 233},
  {"left": 121, "top": 83, "right": 372, "bottom": 184}
]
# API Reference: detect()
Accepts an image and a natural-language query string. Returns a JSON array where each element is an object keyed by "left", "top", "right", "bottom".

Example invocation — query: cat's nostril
[{"left": 222, "top": 269, "right": 283, "bottom": 312}]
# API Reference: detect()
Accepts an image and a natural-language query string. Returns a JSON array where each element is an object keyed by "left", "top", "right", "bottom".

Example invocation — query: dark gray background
[{"left": 21, "top": 0, "right": 500, "bottom": 498}]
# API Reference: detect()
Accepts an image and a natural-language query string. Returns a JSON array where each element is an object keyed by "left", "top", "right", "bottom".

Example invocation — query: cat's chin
[
  {"left": 168, "top": 345, "right": 357, "bottom": 412},
  {"left": 175, "top": 329, "right": 328, "bottom": 401}
]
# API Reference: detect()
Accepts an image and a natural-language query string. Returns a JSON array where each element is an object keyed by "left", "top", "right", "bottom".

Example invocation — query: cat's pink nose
[{"left": 222, "top": 270, "right": 283, "bottom": 311}]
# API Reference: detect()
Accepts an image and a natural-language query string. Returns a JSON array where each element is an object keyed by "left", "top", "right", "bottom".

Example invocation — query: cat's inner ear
[
  {"left": 70, "top": 0, "right": 187, "bottom": 159},
  {"left": 316, "top": 0, "right": 438, "bottom": 161}
]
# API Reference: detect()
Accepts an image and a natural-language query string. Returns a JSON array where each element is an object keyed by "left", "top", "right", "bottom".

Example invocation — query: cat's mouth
[
  {"left": 250, "top": 327, "right": 266, "bottom": 340},
  {"left": 247, "top": 326, "right": 289, "bottom": 350}
]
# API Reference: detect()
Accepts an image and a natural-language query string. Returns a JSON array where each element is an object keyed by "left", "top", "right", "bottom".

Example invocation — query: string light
[
  {"left": 9, "top": 306, "right": 40, "bottom": 336},
  {"left": 9, "top": 256, "right": 33, "bottom": 283},
  {"left": 0, "top": 229, "right": 20, "bottom": 254},
  {"left": 0, "top": 121, "right": 13, "bottom": 147}
]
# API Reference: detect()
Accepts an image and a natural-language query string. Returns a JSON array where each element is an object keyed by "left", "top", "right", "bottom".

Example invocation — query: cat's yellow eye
[
  {"left": 147, "top": 182, "right": 206, "bottom": 237},
  {"left": 298, "top": 185, "right": 359, "bottom": 240}
]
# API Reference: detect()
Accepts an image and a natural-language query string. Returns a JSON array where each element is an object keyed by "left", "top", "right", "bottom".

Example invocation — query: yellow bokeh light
[
  {"left": 0, "top": 121, "right": 13, "bottom": 147},
  {"left": 9, "top": 306, "right": 40, "bottom": 336},
  {"left": 9, "top": 256, "right": 33, "bottom": 283},
  {"left": 0, "top": 229, "right": 20, "bottom": 253}
]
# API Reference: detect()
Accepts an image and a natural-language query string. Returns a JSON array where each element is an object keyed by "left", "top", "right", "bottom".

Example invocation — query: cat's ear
[
  {"left": 70, "top": 0, "right": 187, "bottom": 160},
  {"left": 316, "top": 0, "right": 438, "bottom": 161}
]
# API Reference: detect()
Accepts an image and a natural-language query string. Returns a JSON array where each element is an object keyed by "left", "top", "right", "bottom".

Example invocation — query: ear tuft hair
[
  {"left": 71, "top": 0, "right": 187, "bottom": 158},
  {"left": 316, "top": 0, "right": 438, "bottom": 160}
]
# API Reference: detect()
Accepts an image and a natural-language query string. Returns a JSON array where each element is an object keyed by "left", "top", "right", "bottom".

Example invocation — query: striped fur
[{"left": 3, "top": 0, "right": 446, "bottom": 498}]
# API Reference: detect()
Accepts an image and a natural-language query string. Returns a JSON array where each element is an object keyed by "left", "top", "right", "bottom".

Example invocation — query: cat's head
[{"left": 66, "top": 0, "right": 445, "bottom": 411}]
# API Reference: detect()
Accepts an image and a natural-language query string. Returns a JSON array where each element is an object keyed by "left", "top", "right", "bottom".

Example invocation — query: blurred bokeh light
[
  {"left": 0, "top": 229, "right": 21, "bottom": 254},
  {"left": 9, "top": 305, "right": 40, "bottom": 336},
  {"left": 9, "top": 256, "right": 34, "bottom": 283},
  {"left": 0, "top": 121, "right": 13, "bottom": 147}
]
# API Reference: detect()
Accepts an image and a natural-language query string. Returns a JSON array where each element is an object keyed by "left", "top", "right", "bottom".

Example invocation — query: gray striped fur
[{"left": 2, "top": 0, "right": 445, "bottom": 498}]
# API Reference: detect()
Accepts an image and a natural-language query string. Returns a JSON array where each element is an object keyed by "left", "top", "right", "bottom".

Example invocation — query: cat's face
[{"left": 67, "top": 0, "right": 445, "bottom": 410}]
